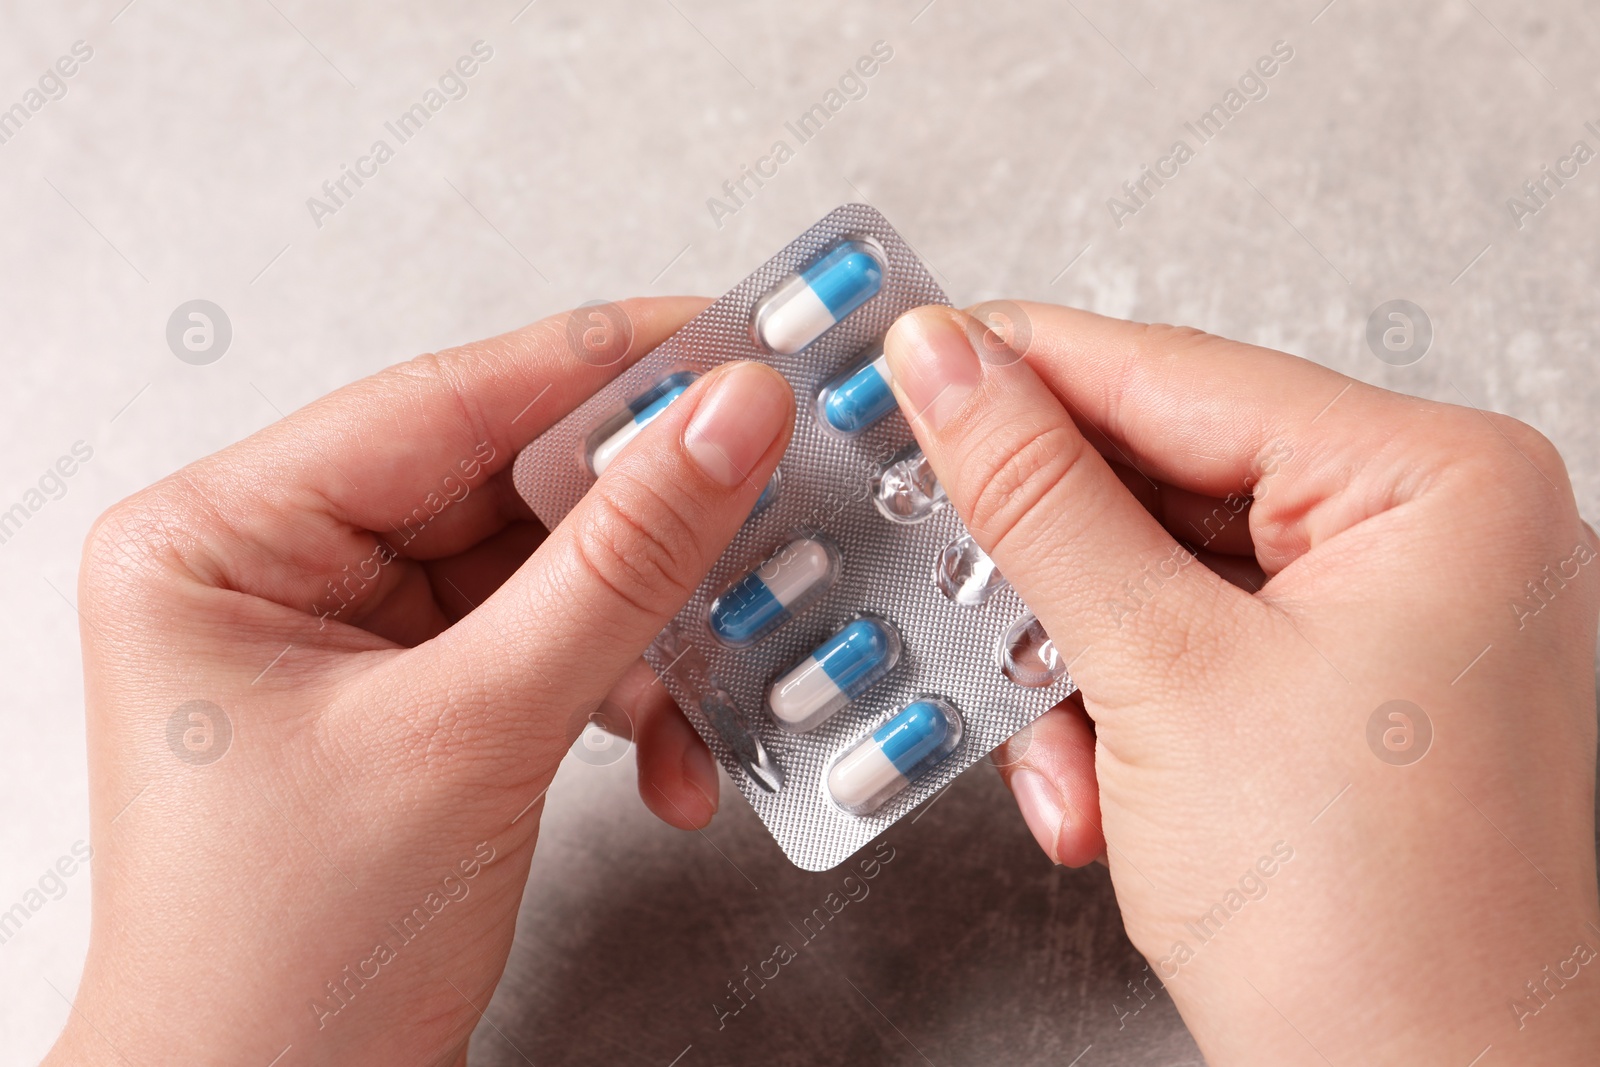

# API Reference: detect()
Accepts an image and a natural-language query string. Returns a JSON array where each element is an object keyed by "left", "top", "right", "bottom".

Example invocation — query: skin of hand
[
  {"left": 881, "top": 303, "right": 1600, "bottom": 1065},
  {"left": 45, "top": 297, "right": 789, "bottom": 1067}
]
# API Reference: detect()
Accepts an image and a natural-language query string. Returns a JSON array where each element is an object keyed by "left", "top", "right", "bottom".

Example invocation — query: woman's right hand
[{"left": 884, "top": 303, "right": 1600, "bottom": 1065}]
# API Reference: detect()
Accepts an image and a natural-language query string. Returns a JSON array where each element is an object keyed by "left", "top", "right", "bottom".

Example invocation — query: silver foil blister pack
[{"left": 514, "top": 204, "right": 1073, "bottom": 870}]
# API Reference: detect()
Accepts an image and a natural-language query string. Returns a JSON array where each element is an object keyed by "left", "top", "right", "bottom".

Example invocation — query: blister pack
[{"left": 513, "top": 204, "right": 1073, "bottom": 870}]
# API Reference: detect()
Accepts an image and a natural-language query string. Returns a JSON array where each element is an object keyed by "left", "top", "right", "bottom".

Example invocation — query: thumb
[
  {"left": 422, "top": 360, "right": 794, "bottom": 725},
  {"left": 882, "top": 306, "right": 1243, "bottom": 709}
]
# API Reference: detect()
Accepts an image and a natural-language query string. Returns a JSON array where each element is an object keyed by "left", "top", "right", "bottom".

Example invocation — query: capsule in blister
[
  {"left": 818, "top": 342, "right": 896, "bottom": 436},
  {"left": 588, "top": 372, "right": 698, "bottom": 476},
  {"left": 872, "top": 445, "right": 947, "bottom": 524},
  {"left": 707, "top": 536, "right": 839, "bottom": 647},
  {"left": 753, "top": 240, "right": 885, "bottom": 355},
  {"left": 767, "top": 615, "right": 901, "bottom": 733},
  {"left": 827, "top": 697, "right": 963, "bottom": 814}
]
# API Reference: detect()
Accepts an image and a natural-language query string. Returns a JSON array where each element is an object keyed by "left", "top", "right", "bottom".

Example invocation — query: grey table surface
[{"left": 2, "top": 1, "right": 1598, "bottom": 1064}]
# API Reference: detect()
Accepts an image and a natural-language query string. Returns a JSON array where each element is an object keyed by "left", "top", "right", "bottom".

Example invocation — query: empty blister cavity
[
  {"left": 872, "top": 445, "right": 947, "bottom": 524},
  {"left": 587, "top": 371, "right": 698, "bottom": 476},
  {"left": 707, "top": 536, "right": 839, "bottom": 647},
  {"left": 753, "top": 239, "right": 885, "bottom": 355},
  {"left": 818, "top": 341, "right": 896, "bottom": 435},
  {"left": 1000, "top": 614, "right": 1066, "bottom": 689},
  {"left": 827, "top": 697, "right": 963, "bottom": 814},
  {"left": 767, "top": 615, "right": 902, "bottom": 733},
  {"left": 935, "top": 533, "right": 1006, "bottom": 605}
]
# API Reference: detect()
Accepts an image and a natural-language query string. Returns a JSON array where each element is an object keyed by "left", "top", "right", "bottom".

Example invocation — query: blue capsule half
[
  {"left": 627, "top": 371, "right": 697, "bottom": 414},
  {"left": 631, "top": 384, "right": 687, "bottom": 423},
  {"left": 709, "top": 571, "right": 783, "bottom": 646},
  {"left": 819, "top": 618, "right": 895, "bottom": 694},
  {"left": 801, "top": 243, "right": 883, "bottom": 320},
  {"left": 820, "top": 347, "right": 896, "bottom": 435},
  {"left": 875, "top": 699, "right": 952, "bottom": 775}
]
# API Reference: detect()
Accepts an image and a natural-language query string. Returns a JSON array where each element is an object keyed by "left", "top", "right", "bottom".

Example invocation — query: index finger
[
  {"left": 1001, "top": 301, "right": 1384, "bottom": 498},
  {"left": 250, "top": 297, "right": 711, "bottom": 539},
  {"left": 97, "top": 298, "right": 711, "bottom": 636}
]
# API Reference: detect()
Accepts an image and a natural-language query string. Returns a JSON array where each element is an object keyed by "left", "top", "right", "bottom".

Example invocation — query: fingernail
[
  {"left": 883, "top": 307, "right": 981, "bottom": 431},
  {"left": 1009, "top": 768, "right": 1066, "bottom": 865},
  {"left": 681, "top": 742, "right": 719, "bottom": 823},
  {"left": 684, "top": 362, "right": 791, "bottom": 487}
]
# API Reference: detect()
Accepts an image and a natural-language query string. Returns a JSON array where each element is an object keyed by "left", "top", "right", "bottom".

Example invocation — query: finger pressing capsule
[
  {"left": 827, "top": 697, "right": 962, "bottom": 814},
  {"left": 589, "top": 373, "right": 696, "bottom": 476},
  {"left": 708, "top": 537, "right": 838, "bottom": 647},
  {"left": 754, "top": 240, "right": 885, "bottom": 355},
  {"left": 819, "top": 343, "right": 896, "bottom": 435},
  {"left": 767, "top": 616, "right": 901, "bottom": 732}
]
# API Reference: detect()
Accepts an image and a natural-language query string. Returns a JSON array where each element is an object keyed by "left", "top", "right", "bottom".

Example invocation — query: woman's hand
[
  {"left": 884, "top": 303, "right": 1600, "bottom": 1065},
  {"left": 46, "top": 297, "right": 793, "bottom": 1067}
]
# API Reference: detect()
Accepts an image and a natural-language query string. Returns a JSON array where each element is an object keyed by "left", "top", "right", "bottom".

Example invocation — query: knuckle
[
  {"left": 384, "top": 349, "right": 496, "bottom": 453},
  {"left": 1480, "top": 412, "right": 1567, "bottom": 483},
  {"left": 965, "top": 418, "right": 1088, "bottom": 549},
  {"left": 1444, "top": 410, "right": 1575, "bottom": 526},
  {"left": 1102, "top": 323, "right": 1229, "bottom": 438},
  {"left": 332, "top": 670, "right": 553, "bottom": 797},
  {"left": 570, "top": 474, "right": 702, "bottom": 618},
  {"left": 1121, "top": 569, "right": 1247, "bottom": 703},
  {"left": 1141, "top": 580, "right": 1235, "bottom": 682},
  {"left": 81, "top": 502, "right": 154, "bottom": 580},
  {"left": 1130, "top": 321, "right": 1219, "bottom": 357},
  {"left": 79, "top": 468, "right": 287, "bottom": 634},
  {"left": 78, "top": 483, "right": 194, "bottom": 615}
]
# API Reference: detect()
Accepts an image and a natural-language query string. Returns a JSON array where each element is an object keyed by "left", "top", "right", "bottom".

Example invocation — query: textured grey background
[{"left": 1, "top": 1, "right": 1597, "bottom": 1065}]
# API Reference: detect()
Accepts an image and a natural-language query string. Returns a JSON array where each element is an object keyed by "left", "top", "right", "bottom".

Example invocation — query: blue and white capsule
[
  {"left": 827, "top": 698, "right": 962, "bottom": 814},
  {"left": 768, "top": 616, "right": 901, "bottom": 732},
  {"left": 707, "top": 537, "right": 838, "bottom": 647},
  {"left": 589, "top": 375, "right": 696, "bottom": 476},
  {"left": 819, "top": 343, "right": 896, "bottom": 435},
  {"left": 754, "top": 240, "right": 885, "bottom": 355}
]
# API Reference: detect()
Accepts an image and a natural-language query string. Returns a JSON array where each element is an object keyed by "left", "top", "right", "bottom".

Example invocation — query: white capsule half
[
  {"left": 591, "top": 420, "right": 641, "bottom": 476},
  {"left": 771, "top": 665, "right": 842, "bottom": 728},
  {"left": 758, "top": 538, "right": 833, "bottom": 604},
  {"left": 757, "top": 276, "right": 832, "bottom": 356}
]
